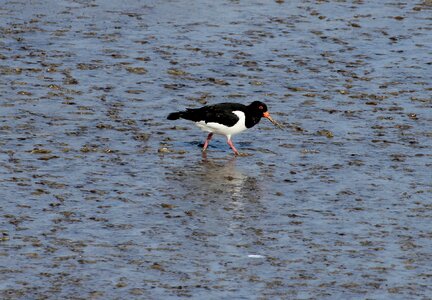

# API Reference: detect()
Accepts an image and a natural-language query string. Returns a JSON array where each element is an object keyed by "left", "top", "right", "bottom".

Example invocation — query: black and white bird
[{"left": 167, "top": 101, "right": 281, "bottom": 155}]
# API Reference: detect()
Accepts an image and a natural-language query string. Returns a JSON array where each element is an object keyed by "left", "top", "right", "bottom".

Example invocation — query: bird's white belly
[{"left": 195, "top": 110, "right": 247, "bottom": 138}]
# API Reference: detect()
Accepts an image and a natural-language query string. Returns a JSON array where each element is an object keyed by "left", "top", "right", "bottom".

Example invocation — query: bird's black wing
[{"left": 183, "top": 103, "right": 246, "bottom": 127}]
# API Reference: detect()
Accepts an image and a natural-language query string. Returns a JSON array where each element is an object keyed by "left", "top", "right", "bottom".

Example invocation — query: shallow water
[{"left": 1, "top": 0, "right": 431, "bottom": 299}]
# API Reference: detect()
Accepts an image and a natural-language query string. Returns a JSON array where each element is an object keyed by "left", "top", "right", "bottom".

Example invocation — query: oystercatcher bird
[{"left": 167, "top": 101, "right": 281, "bottom": 155}]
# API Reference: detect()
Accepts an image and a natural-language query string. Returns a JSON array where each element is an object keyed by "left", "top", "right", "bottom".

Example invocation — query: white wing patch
[{"left": 195, "top": 110, "right": 247, "bottom": 139}]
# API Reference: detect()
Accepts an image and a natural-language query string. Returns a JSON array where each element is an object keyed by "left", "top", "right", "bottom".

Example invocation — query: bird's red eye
[{"left": 259, "top": 106, "right": 263, "bottom": 110}]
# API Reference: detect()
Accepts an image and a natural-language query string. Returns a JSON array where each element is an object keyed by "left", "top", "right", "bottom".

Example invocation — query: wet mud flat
[{"left": 1, "top": 0, "right": 431, "bottom": 299}]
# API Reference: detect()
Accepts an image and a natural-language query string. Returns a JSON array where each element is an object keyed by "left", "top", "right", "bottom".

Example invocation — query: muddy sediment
[{"left": 1, "top": 0, "right": 431, "bottom": 299}]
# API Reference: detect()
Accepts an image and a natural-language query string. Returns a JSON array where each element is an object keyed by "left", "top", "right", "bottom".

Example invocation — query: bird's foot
[{"left": 202, "top": 133, "right": 213, "bottom": 151}]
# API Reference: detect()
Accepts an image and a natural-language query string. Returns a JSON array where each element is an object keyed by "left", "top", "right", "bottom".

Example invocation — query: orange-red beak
[
  {"left": 263, "top": 111, "right": 284, "bottom": 129},
  {"left": 263, "top": 111, "right": 276, "bottom": 123}
]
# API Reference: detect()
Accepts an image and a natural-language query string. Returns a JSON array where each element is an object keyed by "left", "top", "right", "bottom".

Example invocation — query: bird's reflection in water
[
  {"left": 197, "top": 152, "right": 260, "bottom": 205},
  {"left": 164, "top": 154, "right": 266, "bottom": 257},
  {"left": 165, "top": 153, "right": 263, "bottom": 228}
]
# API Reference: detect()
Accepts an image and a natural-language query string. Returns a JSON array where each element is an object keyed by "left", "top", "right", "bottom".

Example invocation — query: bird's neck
[{"left": 244, "top": 110, "right": 262, "bottom": 128}]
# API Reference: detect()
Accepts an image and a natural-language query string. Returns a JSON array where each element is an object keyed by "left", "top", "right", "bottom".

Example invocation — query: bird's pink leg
[
  {"left": 202, "top": 133, "right": 213, "bottom": 152},
  {"left": 227, "top": 138, "right": 239, "bottom": 156}
]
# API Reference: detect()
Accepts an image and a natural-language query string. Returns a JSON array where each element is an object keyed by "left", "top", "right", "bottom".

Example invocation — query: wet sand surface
[{"left": 1, "top": 0, "right": 431, "bottom": 299}]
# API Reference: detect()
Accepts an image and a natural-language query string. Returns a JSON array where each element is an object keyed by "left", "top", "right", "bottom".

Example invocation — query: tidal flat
[{"left": 0, "top": 0, "right": 431, "bottom": 299}]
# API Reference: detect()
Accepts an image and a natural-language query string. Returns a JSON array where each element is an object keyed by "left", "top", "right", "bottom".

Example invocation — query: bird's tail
[{"left": 167, "top": 111, "right": 182, "bottom": 120}]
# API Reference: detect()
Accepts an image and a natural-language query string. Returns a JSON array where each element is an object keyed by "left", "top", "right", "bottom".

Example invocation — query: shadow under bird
[{"left": 167, "top": 101, "right": 283, "bottom": 155}]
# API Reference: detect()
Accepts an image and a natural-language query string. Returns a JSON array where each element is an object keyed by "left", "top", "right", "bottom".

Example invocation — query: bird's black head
[
  {"left": 246, "top": 100, "right": 282, "bottom": 129},
  {"left": 243, "top": 101, "right": 268, "bottom": 128},
  {"left": 249, "top": 101, "right": 268, "bottom": 114}
]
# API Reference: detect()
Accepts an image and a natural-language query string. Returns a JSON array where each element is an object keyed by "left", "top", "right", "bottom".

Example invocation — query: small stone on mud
[
  {"left": 134, "top": 133, "right": 150, "bottom": 141},
  {"left": 161, "top": 203, "right": 175, "bottom": 209},
  {"left": 38, "top": 155, "right": 59, "bottom": 161},
  {"left": 207, "top": 77, "right": 229, "bottom": 85},
  {"left": 150, "top": 262, "right": 165, "bottom": 271},
  {"left": 115, "top": 281, "right": 128, "bottom": 288},
  {"left": 63, "top": 77, "right": 79, "bottom": 85},
  {"left": 126, "top": 67, "right": 148, "bottom": 74},
  {"left": 407, "top": 113, "right": 418, "bottom": 120},
  {"left": 167, "top": 68, "right": 187, "bottom": 76},
  {"left": 0, "top": 232, "right": 9, "bottom": 242},
  {"left": 238, "top": 152, "right": 253, "bottom": 157},
  {"left": 250, "top": 80, "right": 264, "bottom": 86},
  {"left": 17, "top": 91, "right": 32, "bottom": 96},
  {"left": 129, "top": 288, "right": 145, "bottom": 295},
  {"left": 158, "top": 147, "right": 171, "bottom": 153},
  {"left": 316, "top": 129, "right": 334, "bottom": 138},
  {"left": 30, "top": 148, "right": 52, "bottom": 154},
  {"left": 48, "top": 84, "right": 61, "bottom": 90}
]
